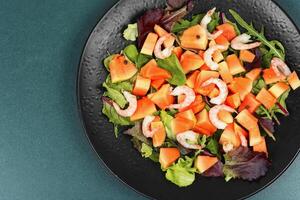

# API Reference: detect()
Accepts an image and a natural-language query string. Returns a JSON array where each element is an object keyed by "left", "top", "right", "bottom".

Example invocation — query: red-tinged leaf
[{"left": 202, "top": 160, "right": 224, "bottom": 177}]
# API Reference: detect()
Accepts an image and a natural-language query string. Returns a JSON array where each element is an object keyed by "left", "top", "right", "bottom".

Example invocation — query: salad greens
[
  {"left": 160, "top": 111, "right": 176, "bottom": 141},
  {"left": 124, "top": 44, "right": 139, "bottom": 63},
  {"left": 123, "top": 23, "right": 138, "bottom": 41}
]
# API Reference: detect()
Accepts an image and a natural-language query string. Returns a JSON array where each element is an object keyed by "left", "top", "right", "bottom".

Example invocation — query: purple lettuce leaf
[
  {"left": 244, "top": 48, "right": 262, "bottom": 71},
  {"left": 202, "top": 160, "right": 224, "bottom": 177},
  {"left": 259, "top": 117, "right": 276, "bottom": 141}
]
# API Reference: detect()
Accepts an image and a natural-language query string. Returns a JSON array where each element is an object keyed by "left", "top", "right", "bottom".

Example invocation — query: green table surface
[{"left": 0, "top": 0, "right": 299, "bottom": 199}]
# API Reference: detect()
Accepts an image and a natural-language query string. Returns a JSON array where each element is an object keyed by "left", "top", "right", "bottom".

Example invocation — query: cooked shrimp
[
  {"left": 237, "top": 132, "right": 248, "bottom": 147},
  {"left": 202, "top": 78, "right": 228, "bottom": 105},
  {"left": 271, "top": 57, "right": 291, "bottom": 77},
  {"left": 209, "top": 105, "right": 235, "bottom": 129},
  {"left": 154, "top": 34, "right": 174, "bottom": 59},
  {"left": 204, "top": 45, "right": 228, "bottom": 70},
  {"left": 231, "top": 33, "right": 261, "bottom": 50},
  {"left": 168, "top": 86, "right": 196, "bottom": 109},
  {"left": 142, "top": 115, "right": 157, "bottom": 138},
  {"left": 112, "top": 91, "right": 137, "bottom": 117},
  {"left": 176, "top": 131, "right": 202, "bottom": 150},
  {"left": 200, "top": 7, "right": 223, "bottom": 40},
  {"left": 223, "top": 142, "right": 234, "bottom": 153}
]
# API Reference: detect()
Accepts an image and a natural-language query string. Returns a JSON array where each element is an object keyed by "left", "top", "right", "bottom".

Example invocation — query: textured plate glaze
[{"left": 77, "top": 0, "right": 300, "bottom": 199}]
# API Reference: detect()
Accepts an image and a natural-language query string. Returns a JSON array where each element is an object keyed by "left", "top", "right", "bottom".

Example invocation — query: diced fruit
[
  {"left": 219, "top": 123, "right": 241, "bottom": 147},
  {"left": 218, "top": 110, "right": 233, "bottom": 124},
  {"left": 246, "top": 68, "right": 261, "bottom": 81},
  {"left": 235, "top": 109, "right": 258, "bottom": 131},
  {"left": 151, "top": 121, "right": 166, "bottom": 147},
  {"left": 151, "top": 79, "right": 165, "bottom": 90},
  {"left": 154, "top": 24, "right": 175, "bottom": 48},
  {"left": 132, "top": 75, "right": 151, "bottom": 96},
  {"left": 249, "top": 124, "right": 263, "bottom": 146},
  {"left": 180, "top": 51, "right": 204, "bottom": 74},
  {"left": 209, "top": 40, "right": 225, "bottom": 62},
  {"left": 287, "top": 71, "right": 300, "bottom": 90},
  {"left": 178, "top": 95, "right": 205, "bottom": 113},
  {"left": 226, "top": 54, "right": 245, "bottom": 75},
  {"left": 172, "top": 47, "right": 183, "bottom": 59},
  {"left": 147, "top": 93, "right": 154, "bottom": 99},
  {"left": 171, "top": 116, "right": 195, "bottom": 134},
  {"left": 141, "top": 32, "right": 158, "bottom": 55},
  {"left": 238, "top": 93, "right": 261, "bottom": 113},
  {"left": 130, "top": 97, "right": 157, "bottom": 121},
  {"left": 262, "top": 68, "right": 284, "bottom": 85},
  {"left": 194, "top": 109, "right": 217, "bottom": 136},
  {"left": 234, "top": 122, "right": 248, "bottom": 138},
  {"left": 229, "top": 77, "right": 252, "bottom": 100},
  {"left": 225, "top": 93, "right": 241, "bottom": 109},
  {"left": 198, "top": 50, "right": 205, "bottom": 58},
  {"left": 194, "top": 156, "right": 218, "bottom": 173},
  {"left": 239, "top": 50, "right": 255, "bottom": 63},
  {"left": 109, "top": 55, "right": 137, "bottom": 83},
  {"left": 159, "top": 148, "right": 180, "bottom": 169},
  {"left": 180, "top": 25, "right": 208, "bottom": 50},
  {"left": 208, "top": 87, "right": 219, "bottom": 99},
  {"left": 216, "top": 23, "right": 237, "bottom": 41},
  {"left": 214, "top": 34, "right": 230, "bottom": 48},
  {"left": 256, "top": 88, "right": 276, "bottom": 109},
  {"left": 150, "top": 84, "right": 174, "bottom": 109},
  {"left": 175, "top": 109, "right": 197, "bottom": 126},
  {"left": 218, "top": 61, "right": 233, "bottom": 83},
  {"left": 268, "top": 82, "right": 290, "bottom": 99},
  {"left": 140, "top": 59, "right": 171, "bottom": 80},
  {"left": 194, "top": 70, "right": 219, "bottom": 95},
  {"left": 186, "top": 70, "right": 200, "bottom": 88},
  {"left": 253, "top": 137, "right": 268, "bottom": 157}
]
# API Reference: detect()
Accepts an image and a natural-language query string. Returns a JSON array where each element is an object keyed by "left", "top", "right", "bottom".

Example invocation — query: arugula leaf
[
  {"left": 123, "top": 44, "right": 139, "bottom": 63},
  {"left": 123, "top": 23, "right": 138, "bottom": 41},
  {"left": 103, "top": 82, "right": 127, "bottom": 108},
  {"left": 103, "top": 54, "right": 117, "bottom": 71},
  {"left": 160, "top": 111, "right": 176, "bottom": 141},
  {"left": 136, "top": 53, "right": 152, "bottom": 69},
  {"left": 102, "top": 101, "right": 133, "bottom": 126},
  {"left": 229, "top": 9, "right": 285, "bottom": 61},
  {"left": 157, "top": 54, "right": 186, "bottom": 85},
  {"left": 207, "top": 11, "right": 220, "bottom": 33},
  {"left": 270, "top": 89, "right": 290, "bottom": 116},
  {"left": 252, "top": 78, "right": 266, "bottom": 95},
  {"left": 104, "top": 76, "right": 133, "bottom": 92},
  {"left": 256, "top": 105, "right": 272, "bottom": 120},
  {"left": 172, "top": 14, "right": 204, "bottom": 33}
]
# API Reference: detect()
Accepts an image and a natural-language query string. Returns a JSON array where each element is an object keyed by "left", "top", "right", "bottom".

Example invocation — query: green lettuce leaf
[
  {"left": 157, "top": 54, "right": 186, "bottom": 85},
  {"left": 103, "top": 54, "right": 117, "bottom": 71},
  {"left": 102, "top": 101, "right": 133, "bottom": 126},
  {"left": 105, "top": 76, "right": 133, "bottom": 92},
  {"left": 136, "top": 53, "right": 152, "bottom": 69},
  {"left": 160, "top": 111, "right": 176, "bottom": 141},
  {"left": 140, "top": 143, "right": 159, "bottom": 162},
  {"left": 103, "top": 82, "right": 127, "bottom": 108},
  {"left": 172, "top": 14, "right": 204, "bottom": 33},
  {"left": 123, "top": 23, "right": 138, "bottom": 41},
  {"left": 124, "top": 44, "right": 139, "bottom": 63}
]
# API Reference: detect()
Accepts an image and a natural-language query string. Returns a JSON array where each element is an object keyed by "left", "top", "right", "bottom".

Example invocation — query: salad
[{"left": 101, "top": 0, "right": 300, "bottom": 187}]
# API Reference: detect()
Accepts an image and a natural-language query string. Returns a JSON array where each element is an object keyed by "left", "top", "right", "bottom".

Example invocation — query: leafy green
[
  {"left": 199, "top": 135, "right": 207, "bottom": 147},
  {"left": 124, "top": 122, "right": 150, "bottom": 145},
  {"left": 104, "top": 76, "right": 133, "bottom": 92},
  {"left": 256, "top": 105, "right": 272, "bottom": 120},
  {"left": 157, "top": 54, "right": 186, "bottom": 85},
  {"left": 229, "top": 9, "right": 285, "bottom": 61},
  {"left": 141, "top": 143, "right": 153, "bottom": 157},
  {"left": 102, "top": 101, "right": 133, "bottom": 126},
  {"left": 124, "top": 44, "right": 139, "bottom": 63},
  {"left": 206, "top": 138, "right": 220, "bottom": 157},
  {"left": 172, "top": 14, "right": 204, "bottom": 33},
  {"left": 207, "top": 11, "right": 220, "bottom": 33},
  {"left": 114, "top": 125, "right": 119, "bottom": 138},
  {"left": 103, "top": 54, "right": 117, "bottom": 71},
  {"left": 270, "top": 89, "right": 290, "bottom": 116},
  {"left": 160, "top": 111, "right": 176, "bottom": 141},
  {"left": 166, "top": 108, "right": 178, "bottom": 116},
  {"left": 252, "top": 78, "right": 266, "bottom": 95},
  {"left": 136, "top": 53, "right": 152, "bottom": 69},
  {"left": 123, "top": 23, "right": 138, "bottom": 41},
  {"left": 103, "top": 82, "right": 127, "bottom": 108}
]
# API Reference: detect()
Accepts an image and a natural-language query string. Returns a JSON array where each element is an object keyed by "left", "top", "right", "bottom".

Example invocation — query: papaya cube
[
  {"left": 253, "top": 137, "right": 268, "bottom": 157},
  {"left": 151, "top": 121, "right": 166, "bottom": 147},
  {"left": 194, "top": 156, "right": 218, "bottom": 173},
  {"left": 172, "top": 47, "right": 183, "bottom": 59},
  {"left": 262, "top": 68, "right": 284, "bottom": 85},
  {"left": 150, "top": 79, "right": 165, "bottom": 90},
  {"left": 150, "top": 84, "right": 174, "bottom": 109},
  {"left": 218, "top": 61, "right": 233, "bottom": 83},
  {"left": 214, "top": 34, "right": 230, "bottom": 48},
  {"left": 186, "top": 70, "right": 200, "bottom": 89},
  {"left": 109, "top": 55, "right": 138, "bottom": 83},
  {"left": 194, "top": 70, "right": 219, "bottom": 95},
  {"left": 235, "top": 109, "right": 258, "bottom": 131},
  {"left": 180, "top": 25, "right": 208, "bottom": 50},
  {"left": 239, "top": 50, "right": 255, "bottom": 63},
  {"left": 218, "top": 110, "right": 233, "bottom": 124},
  {"left": 225, "top": 93, "right": 241, "bottom": 109},
  {"left": 208, "top": 87, "right": 220, "bottom": 99},
  {"left": 238, "top": 93, "right": 261, "bottom": 113},
  {"left": 209, "top": 40, "right": 224, "bottom": 62},
  {"left": 234, "top": 122, "right": 248, "bottom": 138},
  {"left": 180, "top": 51, "right": 204, "bottom": 74},
  {"left": 154, "top": 24, "right": 175, "bottom": 48},
  {"left": 141, "top": 32, "right": 158, "bottom": 55},
  {"left": 140, "top": 59, "right": 171, "bottom": 80},
  {"left": 159, "top": 148, "right": 180, "bottom": 169},
  {"left": 226, "top": 54, "right": 245, "bottom": 75},
  {"left": 193, "top": 109, "right": 217, "bottom": 136},
  {"left": 171, "top": 116, "right": 195, "bottom": 134},
  {"left": 178, "top": 95, "right": 205, "bottom": 114},
  {"left": 249, "top": 124, "right": 263, "bottom": 146},
  {"left": 268, "top": 82, "right": 290, "bottom": 99},
  {"left": 219, "top": 123, "right": 240, "bottom": 147},
  {"left": 132, "top": 75, "right": 151, "bottom": 96},
  {"left": 228, "top": 77, "right": 252, "bottom": 101},
  {"left": 130, "top": 97, "right": 157, "bottom": 121},
  {"left": 256, "top": 88, "right": 276, "bottom": 109},
  {"left": 287, "top": 71, "right": 300, "bottom": 90},
  {"left": 216, "top": 23, "right": 237, "bottom": 41},
  {"left": 175, "top": 109, "right": 197, "bottom": 126},
  {"left": 246, "top": 68, "right": 262, "bottom": 81}
]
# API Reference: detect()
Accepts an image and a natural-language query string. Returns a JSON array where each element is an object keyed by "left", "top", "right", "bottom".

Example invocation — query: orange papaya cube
[
  {"left": 171, "top": 116, "right": 195, "bottom": 134},
  {"left": 141, "top": 32, "right": 158, "bottom": 55},
  {"left": 219, "top": 123, "right": 241, "bottom": 147},
  {"left": 159, "top": 148, "right": 180, "bottom": 169},
  {"left": 109, "top": 55, "right": 138, "bottom": 83},
  {"left": 218, "top": 110, "right": 233, "bottom": 124},
  {"left": 180, "top": 51, "right": 204, "bottom": 74},
  {"left": 287, "top": 71, "right": 300, "bottom": 90},
  {"left": 246, "top": 68, "right": 262, "bottom": 81},
  {"left": 150, "top": 79, "right": 165, "bottom": 90},
  {"left": 209, "top": 40, "right": 224, "bottom": 62},
  {"left": 268, "top": 82, "right": 290, "bottom": 99},
  {"left": 229, "top": 77, "right": 253, "bottom": 101},
  {"left": 226, "top": 54, "right": 245, "bottom": 75},
  {"left": 194, "top": 155, "right": 218, "bottom": 173},
  {"left": 256, "top": 88, "right": 276, "bottom": 109},
  {"left": 154, "top": 24, "right": 175, "bottom": 48},
  {"left": 235, "top": 109, "right": 258, "bottom": 131},
  {"left": 178, "top": 95, "right": 205, "bottom": 113},
  {"left": 194, "top": 109, "right": 217, "bottom": 136},
  {"left": 172, "top": 47, "right": 183, "bottom": 59},
  {"left": 239, "top": 50, "right": 255, "bottom": 63},
  {"left": 151, "top": 121, "right": 166, "bottom": 147},
  {"left": 249, "top": 124, "right": 263, "bottom": 146},
  {"left": 147, "top": 93, "right": 155, "bottom": 99},
  {"left": 130, "top": 97, "right": 157, "bottom": 121},
  {"left": 214, "top": 34, "right": 230, "bottom": 48},
  {"left": 194, "top": 70, "right": 219, "bottom": 95},
  {"left": 218, "top": 61, "right": 233, "bottom": 83},
  {"left": 140, "top": 59, "right": 171, "bottom": 80},
  {"left": 186, "top": 70, "right": 200, "bottom": 89},
  {"left": 262, "top": 68, "right": 284, "bottom": 85},
  {"left": 208, "top": 87, "right": 220, "bottom": 99},
  {"left": 180, "top": 25, "right": 208, "bottom": 50},
  {"left": 132, "top": 75, "right": 151, "bottom": 96},
  {"left": 238, "top": 93, "right": 261, "bottom": 113},
  {"left": 225, "top": 93, "right": 241, "bottom": 109},
  {"left": 198, "top": 50, "right": 205, "bottom": 58},
  {"left": 253, "top": 137, "right": 268, "bottom": 157},
  {"left": 216, "top": 23, "right": 237, "bottom": 41},
  {"left": 234, "top": 122, "right": 248, "bottom": 138},
  {"left": 150, "top": 84, "right": 174, "bottom": 109},
  {"left": 175, "top": 109, "right": 197, "bottom": 126}
]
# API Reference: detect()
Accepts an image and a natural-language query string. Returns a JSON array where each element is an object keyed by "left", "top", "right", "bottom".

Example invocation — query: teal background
[{"left": 0, "top": 0, "right": 299, "bottom": 199}]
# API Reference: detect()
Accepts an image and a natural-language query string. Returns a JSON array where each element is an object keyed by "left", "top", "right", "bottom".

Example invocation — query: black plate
[{"left": 77, "top": 0, "right": 300, "bottom": 199}]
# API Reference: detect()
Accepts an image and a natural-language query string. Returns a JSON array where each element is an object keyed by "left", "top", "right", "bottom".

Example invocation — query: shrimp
[
  {"left": 176, "top": 131, "right": 202, "bottom": 150},
  {"left": 271, "top": 57, "right": 291, "bottom": 77},
  {"left": 202, "top": 78, "right": 228, "bottom": 105},
  {"left": 200, "top": 7, "right": 224, "bottom": 40},
  {"left": 237, "top": 132, "right": 248, "bottom": 147},
  {"left": 204, "top": 45, "right": 228, "bottom": 70},
  {"left": 142, "top": 115, "right": 158, "bottom": 138},
  {"left": 209, "top": 104, "right": 235, "bottom": 129},
  {"left": 223, "top": 143, "right": 234, "bottom": 153},
  {"left": 168, "top": 86, "right": 196, "bottom": 109},
  {"left": 112, "top": 91, "right": 137, "bottom": 117},
  {"left": 154, "top": 34, "right": 174, "bottom": 59},
  {"left": 231, "top": 33, "right": 261, "bottom": 50}
]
